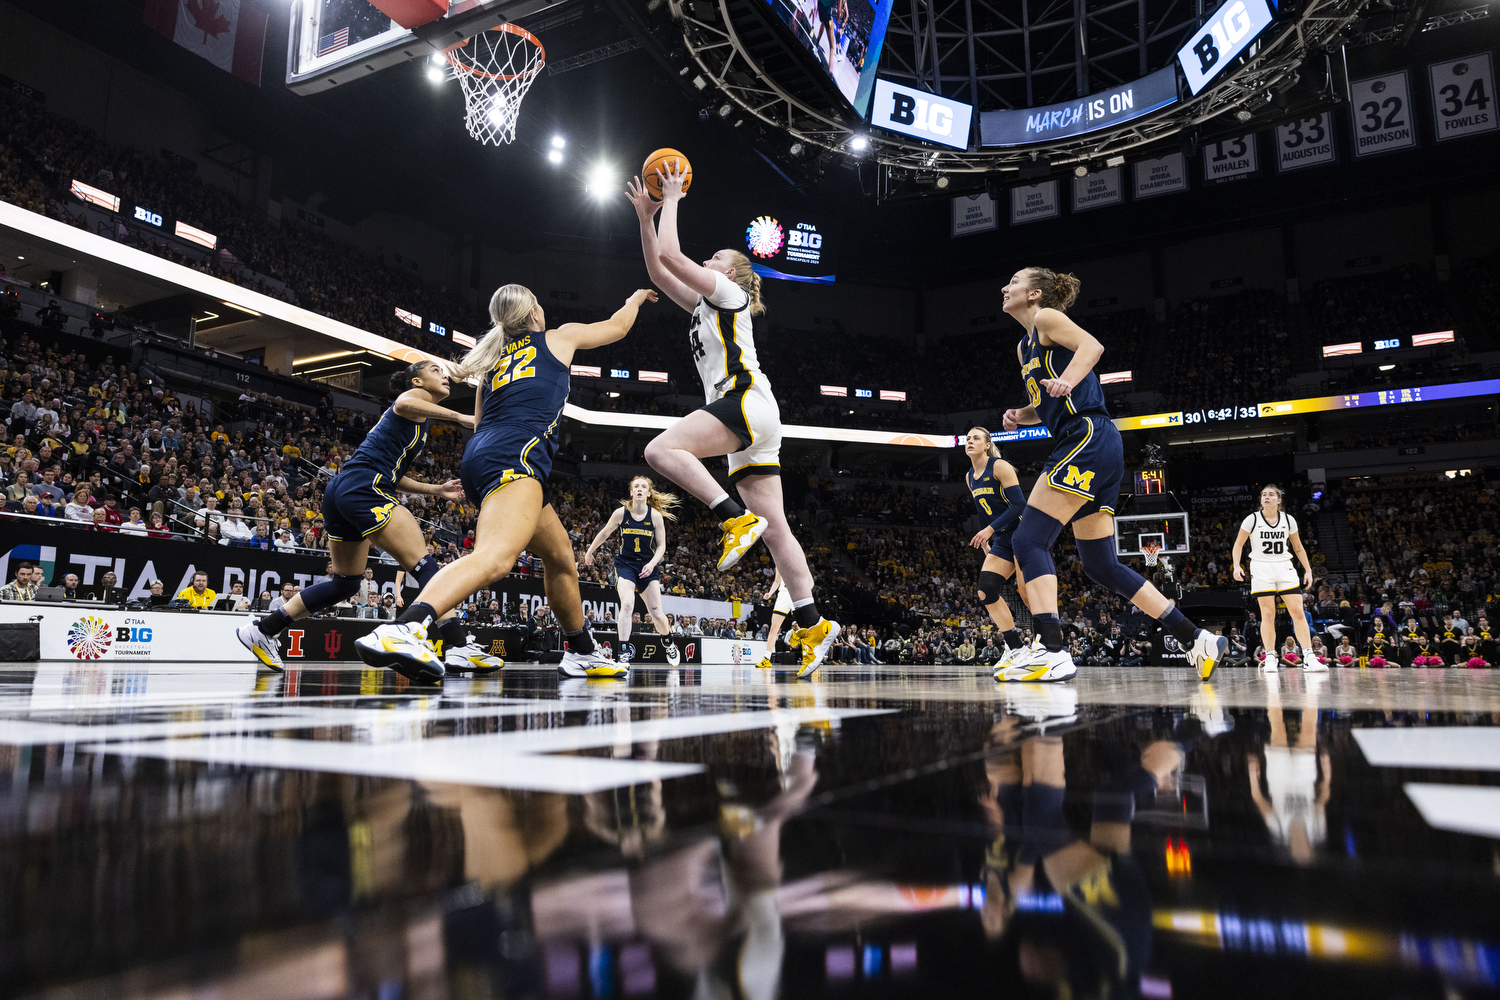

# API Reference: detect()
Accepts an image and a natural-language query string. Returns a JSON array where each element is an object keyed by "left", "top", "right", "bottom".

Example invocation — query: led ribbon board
[
  {"left": 1176, "top": 0, "right": 1276, "bottom": 97},
  {"left": 979, "top": 66, "right": 1177, "bottom": 147}
]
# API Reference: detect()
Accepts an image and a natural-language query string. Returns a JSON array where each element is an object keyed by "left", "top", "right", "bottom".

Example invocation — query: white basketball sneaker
[
  {"left": 443, "top": 640, "right": 504, "bottom": 674},
  {"left": 355, "top": 621, "right": 444, "bottom": 684},
  {"left": 560, "top": 649, "right": 628, "bottom": 678},
  {"left": 1259, "top": 650, "right": 1279, "bottom": 673},
  {"left": 999, "top": 645, "right": 1077, "bottom": 683},
  {"left": 1186, "top": 630, "right": 1228, "bottom": 681},
  {"left": 1302, "top": 649, "right": 1329, "bottom": 673},
  {"left": 237, "top": 622, "right": 284, "bottom": 671}
]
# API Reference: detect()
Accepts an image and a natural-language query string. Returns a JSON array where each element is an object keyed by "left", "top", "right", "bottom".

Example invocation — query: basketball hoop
[
  {"left": 445, "top": 23, "right": 545, "bottom": 145},
  {"left": 1142, "top": 543, "right": 1161, "bottom": 567}
]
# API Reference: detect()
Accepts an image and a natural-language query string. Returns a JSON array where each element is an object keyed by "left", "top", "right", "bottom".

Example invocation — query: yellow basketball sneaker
[
  {"left": 757, "top": 655, "right": 774, "bottom": 669},
  {"left": 795, "top": 619, "right": 841, "bottom": 678},
  {"left": 717, "top": 512, "right": 768, "bottom": 570}
]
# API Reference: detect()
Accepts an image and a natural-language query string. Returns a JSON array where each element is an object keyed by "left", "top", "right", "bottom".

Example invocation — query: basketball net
[
  {"left": 446, "top": 23, "right": 546, "bottom": 146},
  {"left": 1142, "top": 543, "right": 1161, "bottom": 567}
]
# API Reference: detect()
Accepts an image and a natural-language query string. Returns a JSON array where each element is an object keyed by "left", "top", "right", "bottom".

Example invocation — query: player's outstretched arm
[
  {"left": 583, "top": 508, "right": 625, "bottom": 567},
  {"left": 652, "top": 164, "right": 718, "bottom": 299},
  {"left": 1289, "top": 530, "right": 1314, "bottom": 588},
  {"left": 392, "top": 389, "right": 477, "bottom": 430},
  {"left": 1034, "top": 309, "right": 1105, "bottom": 398},
  {"left": 626, "top": 177, "right": 698, "bottom": 312},
  {"left": 550, "top": 289, "right": 659, "bottom": 363},
  {"left": 397, "top": 476, "right": 464, "bottom": 499}
]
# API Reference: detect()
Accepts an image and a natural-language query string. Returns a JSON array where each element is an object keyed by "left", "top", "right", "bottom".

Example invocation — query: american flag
[{"left": 317, "top": 27, "right": 350, "bottom": 56}]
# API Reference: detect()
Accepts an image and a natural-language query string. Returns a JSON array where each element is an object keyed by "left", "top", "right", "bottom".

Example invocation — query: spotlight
[
  {"left": 551, "top": 135, "right": 566, "bottom": 149},
  {"left": 547, "top": 149, "right": 563, "bottom": 164},
  {"left": 935, "top": 175, "right": 949, "bottom": 189},
  {"left": 733, "top": 118, "right": 744, "bottom": 127},
  {"left": 718, "top": 103, "right": 733, "bottom": 118},
  {"left": 849, "top": 135, "right": 869, "bottom": 151},
  {"left": 1379, "top": 364, "right": 1395, "bottom": 371},
  {"left": 427, "top": 65, "right": 445, "bottom": 83},
  {"left": 692, "top": 74, "right": 708, "bottom": 90},
  {"left": 586, "top": 163, "right": 617, "bottom": 200},
  {"left": 1073, "top": 164, "right": 1089, "bottom": 178},
  {"left": 789, "top": 141, "right": 806, "bottom": 159},
  {"left": 1235, "top": 108, "right": 1254, "bottom": 122}
]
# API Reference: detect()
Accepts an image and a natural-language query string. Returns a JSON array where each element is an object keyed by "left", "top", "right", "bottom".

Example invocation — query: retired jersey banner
[
  {"left": 1275, "top": 112, "right": 1336, "bottom": 172},
  {"left": 1428, "top": 53, "right": 1497, "bottom": 142},
  {"left": 143, "top": 0, "right": 269, "bottom": 85},
  {"left": 1071, "top": 167, "right": 1123, "bottom": 212},
  {"left": 1009, "top": 181, "right": 1060, "bottom": 225},
  {"left": 1350, "top": 70, "right": 1417, "bottom": 157},
  {"left": 1202, "top": 133, "right": 1258, "bottom": 182},
  {"left": 951, "top": 193, "right": 999, "bottom": 236},
  {"left": 1133, "top": 152, "right": 1188, "bottom": 199}
]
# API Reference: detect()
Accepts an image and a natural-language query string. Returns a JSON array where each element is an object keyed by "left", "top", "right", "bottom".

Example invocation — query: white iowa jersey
[
  {"left": 689, "top": 271, "right": 767, "bottom": 402},
  {"left": 1241, "top": 510, "right": 1298, "bottom": 564}
]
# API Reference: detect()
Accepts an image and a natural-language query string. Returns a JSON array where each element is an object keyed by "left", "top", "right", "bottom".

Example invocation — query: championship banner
[
  {"left": 1133, "top": 152, "right": 1188, "bottom": 199},
  {"left": 1009, "top": 181, "right": 1060, "bottom": 225},
  {"left": 1427, "top": 53, "right": 1497, "bottom": 142},
  {"left": 951, "top": 193, "right": 998, "bottom": 236},
  {"left": 1350, "top": 70, "right": 1417, "bottom": 157},
  {"left": 1274, "top": 112, "right": 1336, "bottom": 172},
  {"left": 1071, "top": 167, "right": 1123, "bottom": 213},
  {"left": 1202, "top": 133, "right": 1258, "bottom": 183}
]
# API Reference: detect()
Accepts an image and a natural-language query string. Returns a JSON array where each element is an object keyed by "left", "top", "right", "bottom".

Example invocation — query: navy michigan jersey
[
  {"left": 965, "top": 457, "right": 1011, "bottom": 523},
  {"left": 461, "top": 330, "right": 570, "bottom": 506},
  {"left": 322, "top": 408, "right": 429, "bottom": 541},
  {"left": 1021, "top": 324, "right": 1123, "bottom": 519},
  {"left": 1019, "top": 326, "right": 1109, "bottom": 435},
  {"left": 618, "top": 509, "right": 655, "bottom": 565}
]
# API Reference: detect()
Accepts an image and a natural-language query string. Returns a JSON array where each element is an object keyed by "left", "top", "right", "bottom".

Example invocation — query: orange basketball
[{"left": 643, "top": 148, "right": 693, "bottom": 199}]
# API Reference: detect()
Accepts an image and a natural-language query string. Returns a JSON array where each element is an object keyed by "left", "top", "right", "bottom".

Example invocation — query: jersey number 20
[
  {"left": 1262, "top": 540, "right": 1284, "bottom": 555},
  {"left": 491, "top": 346, "right": 538, "bottom": 391}
]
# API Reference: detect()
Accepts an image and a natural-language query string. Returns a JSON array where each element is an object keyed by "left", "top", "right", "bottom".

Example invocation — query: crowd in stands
[{"left": 0, "top": 89, "right": 474, "bottom": 361}]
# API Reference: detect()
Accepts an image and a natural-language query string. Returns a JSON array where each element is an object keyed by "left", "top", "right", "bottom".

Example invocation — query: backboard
[
  {"left": 1113, "top": 511, "right": 1190, "bottom": 559},
  {"left": 286, "top": 0, "right": 557, "bottom": 94}
]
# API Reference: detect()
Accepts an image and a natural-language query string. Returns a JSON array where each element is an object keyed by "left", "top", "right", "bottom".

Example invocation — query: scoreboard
[{"left": 1134, "top": 469, "right": 1167, "bottom": 494}]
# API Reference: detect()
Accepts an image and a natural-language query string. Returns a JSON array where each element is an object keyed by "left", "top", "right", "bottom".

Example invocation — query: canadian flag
[{"left": 143, "top": 0, "right": 269, "bottom": 86}]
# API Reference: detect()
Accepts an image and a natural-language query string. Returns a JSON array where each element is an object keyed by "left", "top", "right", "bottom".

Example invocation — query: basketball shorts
[
  {"left": 772, "top": 582, "right": 793, "bottom": 615},
  {"left": 1249, "top": 561, "right": 1301, "bottom": 597},
  {"left": 701, "top": 374, "right": 782, "bottom": 483},
  {"left": 615, "top": 558, "right": 660, "bottom": 588},
  {"left": 1043, "top": 414, "right": 1122, "bottom": 522},
  {"left": 987, "top": 526, "right": 1017, "bottom": 563},
  {"left": 322, "top": 471, "right": 402, "bottom": 542},
  {"left": 461, "top": 428, "right": 554, "bottom": 509}
]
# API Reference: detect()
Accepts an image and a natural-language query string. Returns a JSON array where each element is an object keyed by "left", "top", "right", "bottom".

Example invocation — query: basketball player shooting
[{"left": 625, "top": 161, "right": 842, "bottom": 677}]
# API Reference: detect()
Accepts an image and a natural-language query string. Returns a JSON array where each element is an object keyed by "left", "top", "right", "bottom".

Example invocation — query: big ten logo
[
  {"left": 1190, "top": 0, "right": 1256, "bottom": 75},
  {"left": 133, "top": 205, "right": 163, "bottom": 227},
  {"left": 787, "top": 224, "right": 821, "bottom": 250},
  {"left": 115, "top": 623, "right": 152, "bottom": 643},
  {"left": 889, "top": 91, "right": 955, "bottom": 137}
]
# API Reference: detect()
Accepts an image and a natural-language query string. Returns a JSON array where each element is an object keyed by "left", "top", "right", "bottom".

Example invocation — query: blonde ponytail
[
  {"left": 725, "top": 251, "right": 766, "bottom": 316},
  {"left": 620, "top": 476, "right": 680, "bottom": 521},
  {"left": 968, "top": 426, "right": 1002, "bottom": 459},
  {"left": 453, "top": 283, "right": 538, "bottom": 381}
]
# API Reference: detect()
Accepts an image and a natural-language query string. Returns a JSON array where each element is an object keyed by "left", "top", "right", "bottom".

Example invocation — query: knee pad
[
  {"left": 1076, "top": 535, "right": 1146, "bottom": 598},
  {"left": 977, "top": 570, "right": 1005, "bottom": 607},
  {"left": 297, "top": 572, "right": 363, "bottom": 614},
  {"left": 408, "top": 554, "right": 440, "bottom": 591},
  {"left": 1012, "top": 509, "right": 1063, "bottom": 582}
]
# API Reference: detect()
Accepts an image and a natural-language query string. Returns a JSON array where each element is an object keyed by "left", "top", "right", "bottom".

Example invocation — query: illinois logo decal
[{"left": 68, "top": 616, "right": 114, "bottom": 660}]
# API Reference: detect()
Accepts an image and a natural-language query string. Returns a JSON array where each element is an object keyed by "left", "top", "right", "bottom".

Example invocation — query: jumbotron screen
[
  {"left": 741, "top": 210, "right": 836, "bottom": 284},
  {"left": 759, "top": 0, "right": 893, "bottom": 116}
]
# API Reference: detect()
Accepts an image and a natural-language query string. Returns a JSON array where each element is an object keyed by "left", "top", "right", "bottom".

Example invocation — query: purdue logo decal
[{"left": 1061, "top": 465, "right": 1095, "bottom": 491}]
